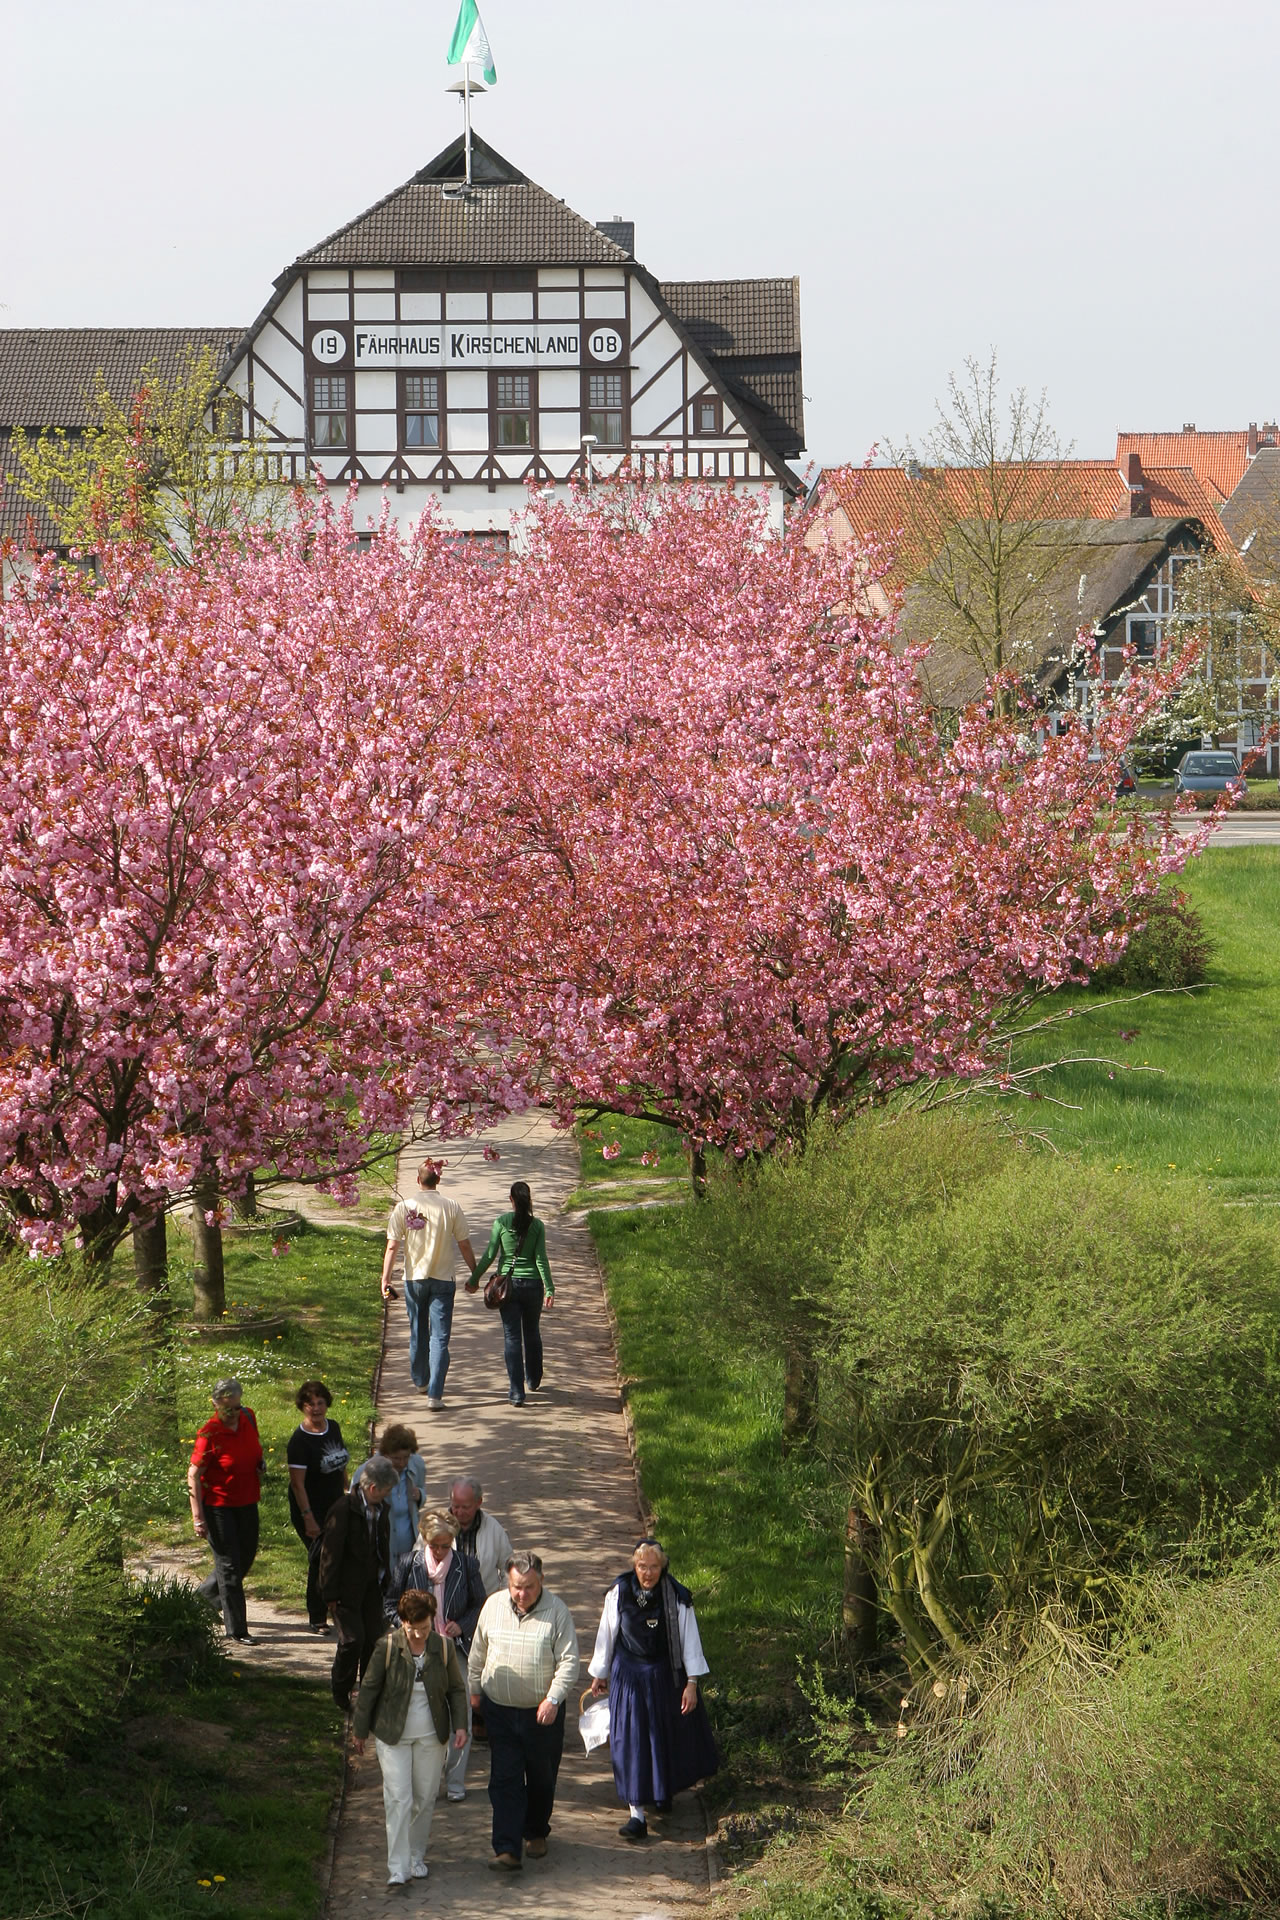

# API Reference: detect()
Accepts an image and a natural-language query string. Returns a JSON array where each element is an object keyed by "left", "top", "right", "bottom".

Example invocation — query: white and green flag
[{"left": 447, "top": 0, "right": 496, "bottom": 84}]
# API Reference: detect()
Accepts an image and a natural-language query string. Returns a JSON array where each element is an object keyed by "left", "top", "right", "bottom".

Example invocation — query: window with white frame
[
  {"left": 586, "top": 372, "right": 624, "bottom": 446},
  {"left": 402, "top": 373, "right": 441, "bottom": 449},
  {"left": 312, "top": 375, "right": 349, "bottom": 450},
  {"left": 494, "top": 373, "right": 533, "bottom": 448}
]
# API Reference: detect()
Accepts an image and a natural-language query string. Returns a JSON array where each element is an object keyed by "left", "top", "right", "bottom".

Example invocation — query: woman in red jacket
[{"left": 188, "top": 1376, "right": 265, "bottom": 1645}]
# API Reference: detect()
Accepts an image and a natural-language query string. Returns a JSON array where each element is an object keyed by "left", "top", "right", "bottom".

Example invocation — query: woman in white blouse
[{"left": 588, "top": 1537, "right": 718, "bottom": 1841}]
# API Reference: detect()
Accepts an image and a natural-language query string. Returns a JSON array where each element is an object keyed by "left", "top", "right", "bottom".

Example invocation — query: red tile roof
[
  {"left": 821, "top": 459, "right": 1234, "bottom": 573},
  {"left": 1115, "top": 431, "right": 1254, "bottom": 503}
]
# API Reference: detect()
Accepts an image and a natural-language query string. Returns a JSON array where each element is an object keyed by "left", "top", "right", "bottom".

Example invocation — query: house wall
[{"left": 224, "top": 264, "right": 790, "bottom": 538}]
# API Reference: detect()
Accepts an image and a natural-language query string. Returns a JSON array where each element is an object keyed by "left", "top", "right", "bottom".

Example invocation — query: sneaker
[
  {"left": 387, "top": 1869, "right": 408, "bottom": 1885},
  {"left": 618, "top": 1816, "right": 648, "bottom": 1841},
  {"left": 229, "top": 1633, "right": 257, "bottom": 1646},
  {"left": 525, "top": 1836, "right": 548, "bottom": 1858},
  {"left": 488, "top": 1853, "right": 522, "bottom": 1871},
  {"left": 409, "top": 1859, "right": 429, "bottom": 1880},
  {"left": 425, "top": 1395, "right": 444, "bottom": 1410},
  {"left": 447, "top": 1787, "right": 466, "bottom": 1801},
  {"left": 508, "top": 1393, "right": 525, "bottom": 1406}
]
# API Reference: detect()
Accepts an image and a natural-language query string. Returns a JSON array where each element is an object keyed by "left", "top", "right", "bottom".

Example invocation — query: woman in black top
[{"left": 287, "top": 1380, "right": 350, "bottom": 1629}]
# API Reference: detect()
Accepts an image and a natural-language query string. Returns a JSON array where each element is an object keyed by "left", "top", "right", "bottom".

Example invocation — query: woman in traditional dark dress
[{"left": 587, "top": 1537, "right": 718, "bottom": 1841}]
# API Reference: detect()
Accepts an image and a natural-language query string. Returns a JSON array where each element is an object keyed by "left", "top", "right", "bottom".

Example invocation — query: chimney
[
  {"left": 1119, "top": 451, "right": 1149, "bottom": 518},
  {"left": 1248, "top": 422, "right": 1260, "bottom": 456},
  {"left": 1182, "top": 422, "right": 1196, "bottom": 433},
  {"left": 596, "top": 217, "right": 635, "bottom": 256}
]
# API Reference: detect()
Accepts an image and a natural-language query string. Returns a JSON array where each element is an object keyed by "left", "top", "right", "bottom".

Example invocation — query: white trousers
[
  {"left": 444, "top": 1694, "right": 472, "bottom": 1795},
  {"left": 376, "top": 1730, "right": 445, "bottom": 1879}
]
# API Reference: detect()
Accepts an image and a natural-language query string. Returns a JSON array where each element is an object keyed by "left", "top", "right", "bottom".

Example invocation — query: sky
[{"left": 4, "top": 0, "right": 1277, "bottom": 476}]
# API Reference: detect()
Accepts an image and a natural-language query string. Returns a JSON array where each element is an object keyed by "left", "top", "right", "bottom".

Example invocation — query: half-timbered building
[{"left": 1, "top": 134, "right": 803, "bottom": 555}]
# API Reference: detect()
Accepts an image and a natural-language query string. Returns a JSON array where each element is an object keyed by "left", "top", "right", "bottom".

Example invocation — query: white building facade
[{"left": 220, "top": 134, "right": 804, "bottom": 540}]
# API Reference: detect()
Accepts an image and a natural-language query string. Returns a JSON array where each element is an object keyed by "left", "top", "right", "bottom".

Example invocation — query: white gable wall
[{"left": 224, "top": 260, "right": 792, "bottom": 536}]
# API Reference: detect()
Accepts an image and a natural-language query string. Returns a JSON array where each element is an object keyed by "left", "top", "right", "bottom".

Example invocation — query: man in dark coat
[{"left": 319, "top": 1452, "right": 396, "bottom": 1710}]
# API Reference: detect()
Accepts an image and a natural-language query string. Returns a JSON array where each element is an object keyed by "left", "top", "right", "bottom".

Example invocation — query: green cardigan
[
  {"left": 470, "top": 1212, "right": 554, "bottom": 1299},
  {"left": 352, "top": 1627, "right": 468, "bottom": 1746}
]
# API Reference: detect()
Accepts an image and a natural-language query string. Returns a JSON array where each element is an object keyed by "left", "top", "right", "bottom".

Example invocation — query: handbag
[
  {"left": 482, "top": 1218, "right": 531, "bottom": 1310},
  {"left": 578, "top": 1688, "right": 610, "bottom": 1754}
]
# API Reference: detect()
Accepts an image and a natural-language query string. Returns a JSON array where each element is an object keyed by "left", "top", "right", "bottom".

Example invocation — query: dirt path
[{"left": 325, "top": 1110, "right": 713, "bottom": 1917}]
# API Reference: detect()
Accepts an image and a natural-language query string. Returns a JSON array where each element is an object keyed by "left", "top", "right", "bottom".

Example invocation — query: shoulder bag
[{"left": 483, "top": 1218, "right": 531, "bottom": 1310}]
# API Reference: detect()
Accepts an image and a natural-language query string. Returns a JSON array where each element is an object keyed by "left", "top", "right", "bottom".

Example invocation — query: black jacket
[
  {"left": 391, "top": 1544, "right": 486, "bottom": 1651},
  {"left": 319, "top": 1489, "right": 390, "bottom": 1609}
]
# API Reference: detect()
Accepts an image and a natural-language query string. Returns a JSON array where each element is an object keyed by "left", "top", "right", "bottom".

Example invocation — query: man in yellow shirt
[{"left": 381, "top": 1160, "right": 478, "bottom": 1409}]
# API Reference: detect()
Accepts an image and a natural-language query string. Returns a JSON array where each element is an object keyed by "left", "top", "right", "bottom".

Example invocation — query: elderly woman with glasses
[
  {"left": 391, "top": 1508, "right": 486, "bottom": 1799},
  {"left": 188, "top": 1376, "right": 265, "bottom": 1646}
]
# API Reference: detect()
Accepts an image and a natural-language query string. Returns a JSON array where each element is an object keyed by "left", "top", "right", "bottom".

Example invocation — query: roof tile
[
  {"left": 0, "top": 327, "right": 240, "bottom": 432},
  {"left": 297, "top": 180, "right": 630, "bottom": 269}
]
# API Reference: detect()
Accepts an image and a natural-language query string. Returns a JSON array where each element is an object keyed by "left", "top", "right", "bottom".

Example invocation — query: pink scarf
[{"left": 424, "top": 1543, "right": 453, "bottom": 1625}]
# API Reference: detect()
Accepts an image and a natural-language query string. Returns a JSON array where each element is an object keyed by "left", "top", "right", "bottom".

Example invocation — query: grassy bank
[
  {"left": 591, "top": 1206, "right": 843, "bottom": 1791},
  {"left": 589, "top": 847, "right": 1280, "bottom": 1915},
  {"left": 133, "top": 1217, "right": 387, "bottom": 1608},
  {"left": 1006, "top": 845, "right": 1280, "bottom": 1186},
  {"left": 2, "top": 1645, "right": 341, "bottom": 1920}
]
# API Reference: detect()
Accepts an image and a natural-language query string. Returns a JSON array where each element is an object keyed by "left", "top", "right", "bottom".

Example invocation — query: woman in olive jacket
[{"left": 352, "top": 1590, "right": 468, "bottom": 1887}]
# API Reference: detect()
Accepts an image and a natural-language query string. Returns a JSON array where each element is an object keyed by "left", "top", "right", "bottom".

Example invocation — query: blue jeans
[
  {"left": 404, "top": 1277, "right": 455, "bottom": 1396},
  {"left": 498, "top": 1282, "right": 543, "bottom": 1397}
]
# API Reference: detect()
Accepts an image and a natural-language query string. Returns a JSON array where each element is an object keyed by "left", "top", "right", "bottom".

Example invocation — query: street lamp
[{"left": 581, "top": 433, "right": 598, "bottom": 488}]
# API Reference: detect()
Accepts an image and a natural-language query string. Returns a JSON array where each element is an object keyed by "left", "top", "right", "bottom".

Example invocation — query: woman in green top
[{"left": 466, "top": 1180, "right": 555, "bottom": 1406}]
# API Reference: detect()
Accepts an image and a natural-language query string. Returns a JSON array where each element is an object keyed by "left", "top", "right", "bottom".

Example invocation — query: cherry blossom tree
[
  {"left": 470, "top": 477, "right": 1209, "bottom": 1175},
  {"left": 0, "top": 496, "right": 510, "bottom": 1300}
]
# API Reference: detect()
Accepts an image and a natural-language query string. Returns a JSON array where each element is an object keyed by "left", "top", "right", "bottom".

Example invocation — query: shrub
[
  {"left": 689, "top": 1115, "right": 1280, "bottom": 1670},
  {"left": 0, "top": 1257, "right": 173, "bottom": 1781},
  {"left": 0, "top": 1486, "right": 130, "bottom": 1781},
  {"left": 1091, "top": 881, "right": 1211, "bottom": 990},
  {"left": 824, "top": 1156, "right": 1280, "bottom": 1665},
  {"left": 127, "top": 1572, "right": 223, "bottom": 1688},
  {"left": 828, "top": 1566, "right": 1280, "bottom": 1914}
]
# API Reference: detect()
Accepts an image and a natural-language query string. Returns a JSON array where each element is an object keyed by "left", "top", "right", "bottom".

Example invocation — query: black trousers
[
  {"left": 483, "top": 1695, "right": 566, "bottom": 1858},
  {"left": 290, "top": 1501, "right": 336, "bottom": 1627},
  {"left": 330, "top": 1586, "right": 386, "bottom": 1711},
  {"left": 198, "top": 1504, "right": 259, "bottom": 1640}
]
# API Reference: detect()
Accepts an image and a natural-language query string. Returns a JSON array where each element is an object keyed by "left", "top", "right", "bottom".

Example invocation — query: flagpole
[{"left": 464, "top": 62, "right": 473, "bottom": 186}]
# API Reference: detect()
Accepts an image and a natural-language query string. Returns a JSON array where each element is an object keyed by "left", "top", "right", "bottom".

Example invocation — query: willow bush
[{"left": 688, "top": 1116, "right": 1280, "bottom": 1670}]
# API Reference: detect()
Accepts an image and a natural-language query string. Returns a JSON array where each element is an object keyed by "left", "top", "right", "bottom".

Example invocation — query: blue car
[{"left": 1173, "top": 750, "right": 1246, "bottom": 795}]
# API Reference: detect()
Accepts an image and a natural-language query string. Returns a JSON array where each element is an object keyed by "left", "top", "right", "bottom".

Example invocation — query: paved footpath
[{"left": 325, "top": 1110, "right": 713, "bottom": 1918}]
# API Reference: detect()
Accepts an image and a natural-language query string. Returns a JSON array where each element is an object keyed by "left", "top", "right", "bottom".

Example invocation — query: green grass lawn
[
  {"left": 1007, "top": 846, "right": 1280, "bottom": 1187},
  {"left": 591, "top": 1205, "right": 844, "bottom": 1792},
  {"left": 135, "top": 1217, "right": 385, "bottom": 1609},
  {"left": 2, "top": 1658, "right": 341, "bottom": 1920}
]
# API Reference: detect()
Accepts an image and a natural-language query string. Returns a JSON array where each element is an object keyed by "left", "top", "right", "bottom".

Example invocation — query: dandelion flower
[
  {"left": 198, "top": 1880, "right": 212, "bottom": 1888},
  {"left": 213, "top": 1875, "right": 226, "bottom": 1884}
]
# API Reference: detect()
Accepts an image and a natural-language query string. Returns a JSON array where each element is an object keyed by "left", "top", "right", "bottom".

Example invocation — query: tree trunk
[
  {"left": 690, "top": 1144, "right": 708, "bottom": 1199},
  {"left": 191, "top": 1178, "right": 225, "bottom": 1321},
  {"left": 132, "top": 1212, "right": 169, "bottom": 1298},
  {"left": 841, "top": 1500, "right": 880, "bottom": 1656},
  {"left": 235, "top": 1171, "right": 258, "bottom": 1221},
  {"left": 132, "top": 1211, "right": 179, "bottom": 1444},
  {"left": 782, "top": 1334, "right": 819, "bottom": 1453}
]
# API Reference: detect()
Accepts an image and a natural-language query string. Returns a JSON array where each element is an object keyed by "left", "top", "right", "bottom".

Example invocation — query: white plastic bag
[{"left": 578, "top": 1695, "right": 611, "bottom": 1754}]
